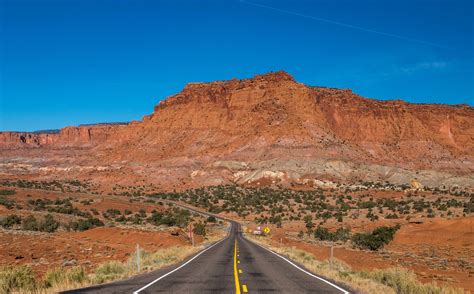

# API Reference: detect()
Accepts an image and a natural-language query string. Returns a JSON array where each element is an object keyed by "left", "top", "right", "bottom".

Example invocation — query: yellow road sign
[{"left": 263, "top": 227, "right": 270, "bottom": 234}]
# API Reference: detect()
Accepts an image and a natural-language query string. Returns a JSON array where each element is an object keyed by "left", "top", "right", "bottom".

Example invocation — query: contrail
[{"left": 240, "top": 0, "right": 452, "bottom": 50}]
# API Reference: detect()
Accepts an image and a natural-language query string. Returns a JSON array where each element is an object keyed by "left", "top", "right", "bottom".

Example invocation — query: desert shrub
[
  {"left": 193, "top": 222, "right": 206, "bottom": 237},
  {"left": 334, "top": 227, "right": 351, "bottom": 241},
  {"left": 412, "top": 200, "right": 428, "bottom": 212},
  {"left": 22, "top": 215, "right": 39, "bottom": 231},
  {"left": 207, "top": 216, "right": 217, "bottom": 223},
  {"left": 49, "top": 204, "right": 90, "bottom": 218},
  {"left": 150, "top": 184, "right": 472, "bottom": 230},
  {"left": 0, "top": 197, "right": 15, "bottom": 209},
  {"left": 269, "top": 214, "right": 282, "bottom": 227},
  {"left": 129, "top": 214, "right": 142, "bottom": 224},
  {"left": 80, "top": 199, "right": 93, "bottom": 205},
  {"left": 28, "top": 198, "right": 51, "bottom": 210},
  {"left": 352, "top": 225, "right": 400, "bottom": 250},
  {"left": 115, "top": 215, "right": 126, "bottom": 223},
  {"left": 372, "top": 225, "right": 400, "bottom": 243},
  {"left": 0, "top": 189, "right": 16, "bottom": 196},
  {"left": 304, "top": 215, "right": 314, "bottom": 233},
  {"left": 18, "top": 214, "right": 60, "bottom": 232},
  {"left": 39, "top": 214, "right": 60, "bottom": 232},
  {"left": 366, "top": 210, "right": 379, "bottom": 221},
  {"left": 463, "top": 196, "right": 474, "bottom": 214},
  {"left": 147, "top": 208, "right": 190, "bottom": 228},
  {"left": 173, "top": 208, "right": 191, "bottom": 227},
  {"left": 314, "top": 226, "right": 333, "bottom": 241},
  {"left": 352, "top": 233, "right": 380, "bottom": 250},
  {"left": 382, "top": 199, "right": 398, "bottom": 211},
  {"left": 26, "top": 197, "right": 92, "bottom": 218},
  {"left": 67, "top": 217, "right": 104, "bottom": 231},
  {"left": 427, "top": 208, "right": 435, "bottom": 218},
  {"left": 0, "top": 265, "right": 37, "bottom": 293},
  {"left": 314, "top": 226, "right": 351, "bottom": 242},
  {"left": 360, "top": 200, "right": 377, "bottom": 209},
  {"left": 103, "top": 208, "right": 121, "bottom": 219},
  {"left": 0, "top": 214, "right": 22, "bottom": 228}
]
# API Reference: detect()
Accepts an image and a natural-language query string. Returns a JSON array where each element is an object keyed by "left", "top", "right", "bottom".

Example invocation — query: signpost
[
  {"left": 329, "top": 246, "right": 334, "bottom": 270},
  {"left": 189, "top": 223, "right": 194, "bottom": 246},
  {"left": 136, "top": 244, "right": 141, "bottom": 272}
]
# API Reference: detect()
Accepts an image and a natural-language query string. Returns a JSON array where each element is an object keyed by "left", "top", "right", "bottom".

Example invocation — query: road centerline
[{"left": 234, "top": 239, "right": 241, "bottom": 294}]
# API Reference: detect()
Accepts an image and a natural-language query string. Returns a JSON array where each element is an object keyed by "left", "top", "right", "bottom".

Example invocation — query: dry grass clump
[
  {"left": 247, "top": 235, "right": 467, "bottom": 294},
  {"left": 91, "top": 261, "right": 128, "bottom": 284},
  {"left": 0, "top": 265, "right": 37, "bottom": 293},
  {"left": 267, "top": 245, "right": 394, "bottom": 293},
  {"left": 0, "top": 245, "right": 201, "bottom": 294},
  {"left": 362, "top": 268, "right": 465, "bottom": 294},
  {"left": 141, "top": 246, "right": 198, "bottom": 271}
]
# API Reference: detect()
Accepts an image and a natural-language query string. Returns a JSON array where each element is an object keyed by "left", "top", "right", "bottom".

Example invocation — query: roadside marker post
[
  {"left": 189, "top": 223, "right": 195, "bottom": 246},
  {"left": 136, "top": 244, "right": 141, "bottom": 272},
  {"left": 330, "top": 246, "right": 334, "bottom": 270}
]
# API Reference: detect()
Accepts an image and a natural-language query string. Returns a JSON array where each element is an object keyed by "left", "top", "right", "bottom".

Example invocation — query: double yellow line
[
  {"left": 234, "top": 240, "right": 248, "bottom": 293},
  {"left": 234, "top": 239, "right": 241, "bottom": 294}
]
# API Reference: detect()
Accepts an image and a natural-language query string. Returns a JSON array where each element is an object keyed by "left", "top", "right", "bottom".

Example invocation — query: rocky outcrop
[
  {"left": 134, "top": 71, "right": 473, "bottom": 170},
  {"left": 0, "top": 132, "right": 57, "bottom": 147},
  {"left": 0, "top": 124, "right": 129, "bottom": 148},
  {"left": 0, "top": 71, "right": 472, "bottom": 187}
]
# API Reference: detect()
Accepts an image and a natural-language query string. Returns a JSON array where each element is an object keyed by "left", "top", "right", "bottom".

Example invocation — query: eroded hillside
[{"left": 1, "top": 71, "right": 473, "bottom": 190}]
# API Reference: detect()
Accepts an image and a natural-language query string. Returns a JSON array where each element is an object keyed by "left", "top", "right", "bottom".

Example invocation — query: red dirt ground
[
  {"left": 0, "top": 187, "right": 218, "bottom": 278},
  {"left": 0, "top": 227, "right": 190, "bottom": 276}
]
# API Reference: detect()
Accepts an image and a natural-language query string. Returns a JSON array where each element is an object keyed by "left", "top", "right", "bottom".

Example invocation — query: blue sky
[{"left": 1, "top": 0, "right": 473, "bottom": 131}]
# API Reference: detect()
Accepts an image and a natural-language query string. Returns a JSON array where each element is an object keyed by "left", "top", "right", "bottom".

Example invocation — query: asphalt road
[{"left": 64, "top": 220, "right": 350, "bottom": 294}]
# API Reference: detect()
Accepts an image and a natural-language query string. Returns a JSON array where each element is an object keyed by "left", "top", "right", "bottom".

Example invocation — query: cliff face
[
  {"left": 116, "top": 71, "right": 473, "bottom": 166},
  {"left": 0, "top": 132, "right": 57, "bottom": 147},
  {"left": 1, "top": 71, "right": 473, "bottom": 186},
  {"left": 0, "top": 124, "right": 129, "bottom": 148}
]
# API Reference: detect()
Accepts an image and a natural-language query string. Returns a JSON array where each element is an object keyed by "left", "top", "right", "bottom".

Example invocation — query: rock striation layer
[{"left": 1, "top": 71, "right": 473, "bottom": 188}]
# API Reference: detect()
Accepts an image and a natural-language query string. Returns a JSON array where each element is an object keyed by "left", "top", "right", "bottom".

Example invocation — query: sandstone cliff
[
  {"left": 1, "top": 71, "right": 473, "bottom": 188},
  {"left": 0, "top": 124, "right": 129, "bottom": 147}
]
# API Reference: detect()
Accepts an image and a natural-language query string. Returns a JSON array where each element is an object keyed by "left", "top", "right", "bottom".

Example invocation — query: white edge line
[
  {"left": 248, "top": 238, "right": 350, "bottom": 294},
  {"left": 133, "top": 237, "right": 227, "bottom": 293}
]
